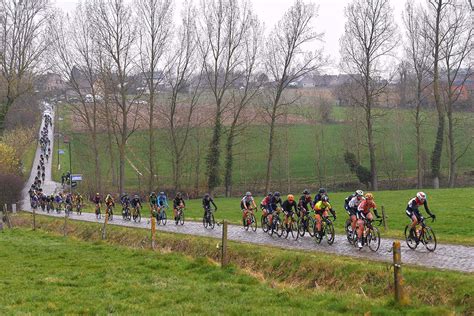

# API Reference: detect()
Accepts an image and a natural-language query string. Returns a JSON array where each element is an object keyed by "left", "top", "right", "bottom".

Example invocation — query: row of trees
[{"left": 340, "top": 0, "right": 473, "bottom": 190}]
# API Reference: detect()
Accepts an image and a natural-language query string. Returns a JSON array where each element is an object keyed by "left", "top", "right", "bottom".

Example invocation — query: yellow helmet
[{"left": 365, "top": 193, "right": 374, "bottom": 200}]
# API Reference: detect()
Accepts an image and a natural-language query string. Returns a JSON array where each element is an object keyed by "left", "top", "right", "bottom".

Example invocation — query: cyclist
[
  {"left": 406, "top": 192, "right": 436, "bottom": 238},
  {"left": 105, "top": 194, "right": 115, "bottom": 216},
  {"left": 313, "top": 195, "right": 336, "bottom": 237},
  {"left": 355, "top": 193, "right": 380, "bottom": 249},
  {"left": 314, "top": 188, "right": 329, "bottom": 204},
  {"left": 54, "top": 192, "right": 63, "bottom": 212},
  {"left": 202, "top": 193, "right": 217, "bottom": 219},
  {"left": 131, "top": 194, "right": 142, "bottom": 216},
  {"left": 267, "top": 191, "right": 283, "bottom": 226},
  {"left": 298, "top": 189, "right": 312, "bottom": 217},
  {"left": 260, "top": 192, "right": 273, "bottom": 217},
  {"left": 74, "top": 193, "right": 84, "bottom": 213},
  {"left": 120, "top": 193, "right": 130, "bottom": 217},
  {"left": 93, "top": 193, "right": 102, "bottom": 214},
  {"left": 149, "top": 192, "right": 158, "bottom": 215},
  {"left": 240, "top": 192, "right": 257, "bottom": 225},
  {"left": 158, "top": 192, "right": 168, "bottom": 209},
  {"left": 65, "top": 193, "right": 73, "bottom": 213},
  {"left": 344, "top": 190, "right": 364, "bottom": 238},
  {"left": 173, "top": 192, "right": 186, "bottom": 220},
  {"left": 282, "top": 194, "right": 298, "bottom": 229}
]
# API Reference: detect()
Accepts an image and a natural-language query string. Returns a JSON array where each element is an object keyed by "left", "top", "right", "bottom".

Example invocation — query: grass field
[
  {"left": 1, "top": 222, "right": 473, "bottom": 314},
  {"left": 76, "top": 187, "right": 474, "bottom": 246},
  {"left": 53, "top": 103, "right": 474, "bottom": 192}
]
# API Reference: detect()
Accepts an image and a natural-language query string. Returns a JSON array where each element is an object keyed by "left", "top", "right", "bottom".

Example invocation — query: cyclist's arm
[
  {"left": 423, "top": 200, "right": 433, "bottom": 216},
  {"left": 211, "top": 199, "right": 217, "bottom": 210}
]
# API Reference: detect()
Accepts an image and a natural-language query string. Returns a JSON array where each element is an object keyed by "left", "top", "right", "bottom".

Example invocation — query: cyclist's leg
[
  {"left": 356, "top": 213, "right": 364, "bottom": 239},
  {"left": 315, "top": 213, "right": 322, "bottom": 232}
]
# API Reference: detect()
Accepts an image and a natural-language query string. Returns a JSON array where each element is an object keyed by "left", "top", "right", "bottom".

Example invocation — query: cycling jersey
[
  {"left": 158, "top": 195, "right": 168, "bottom": 207},
  {"left": 240, "top": 196, "right": 254, "bottom": 209},
  {"left": 131, "top": 198, "right": 141, "bottom": 208},
  {"left": 298, "top": 195, "right": 312, "bottom": 211},
  {"left": 313, "top": 193, "right": 328, "bottom": 205},
  {"left": 314, "top": 201, "right": 331, "bottom": 213},
  {"left": 149, "top": 195, "right": 158, "bottom": 205},
  {"left": 260, "top": 196, "right": 271, "bottom": 209},
  {"left": 406, "top": 197, "right": 431, "bottom": 219},
  {"left": 202, "top": 197, "right": 217, "bottom": 211},
  {"left": 282, "top": 200, "right": 298, "bottom": 214},
  {"left": 357, "top": 199, "right": 377, "bottom": 215},
  {"left": 93, "top": 196, "right": 101, "bottom": 204},
  {"left": 120, "top": 195, "right": 130, "bottom": 206},
  {"left": 105, "top": 197, "right": 114, "bottom": 206},
  {"left": 268, "top": 196, "right": 282, "bottom": 212},
  {"left": 173, "top": 197, "right": 185, "bottom": 209}
]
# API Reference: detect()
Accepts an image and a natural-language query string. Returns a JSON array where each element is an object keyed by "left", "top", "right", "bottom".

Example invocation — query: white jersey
[{"left": 348, "top": 196, "right": 364, "bottom": 208}]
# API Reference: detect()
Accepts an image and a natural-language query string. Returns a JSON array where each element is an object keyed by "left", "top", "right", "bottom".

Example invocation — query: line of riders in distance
[{"left": 29, "top": 188, "right": 437, "bottom": 251}]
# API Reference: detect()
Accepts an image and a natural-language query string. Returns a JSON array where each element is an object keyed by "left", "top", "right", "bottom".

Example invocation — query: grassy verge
[
  {"left": 21, "top": 141, "right": 37, "bottom": 181},
  {"left": 76, "top": 187, "right": 474, "bottom": 245},
  {"left": 4, "top": 213, "right": 473, "bottom": 314}
]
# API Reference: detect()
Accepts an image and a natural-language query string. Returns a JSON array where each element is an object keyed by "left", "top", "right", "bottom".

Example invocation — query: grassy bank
[
  {"left": 76, "top": 187, "right": 474, "bottom": 245},
  {"left": 2, "top": 214, "right": 473, "bottom": 314}
]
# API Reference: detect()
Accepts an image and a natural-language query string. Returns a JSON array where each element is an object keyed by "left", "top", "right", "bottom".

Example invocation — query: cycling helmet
[
  {"left": 246, "top": 191, "right": 252, "bottom": 197},
  {"left": 134, "top": 194, "right": 139, "bottom": 198},
  {"left": 287, "top": 194, "right": 294, "bottom": 202},
  {"left": 416, "top": 192, "right": 426, "bottom": 202},
  {"left": 303, "top": 189, "right": 310, "bottom": 195},
  {"left": 365, "top": 193, "right": 374, "bottom": 200},
  {"left": 267, "top": 192, "right": 273, "bottom": 196},
  {"left": 274, "top": 191, "right": 280, "bottom": 197},
  {"left": 318, "top": 188, "right": 326, "bottom": 194},
  {"left": 159, "top": 192, "right": 165, "bottom": 195},
  {"left": 322, "top": 195, "right": 329, "bottom": 202},
  {"left": 204, "top": 193, "right": 210, "bottom": 198},
  {"left": 151, "top": 192, "right": 156, "bottom": 196},
  {"left": 96, "top": 193, "right": 100, "bottom": 196},
  {"left": 176, "top": 192, "right": 182, "bottom": 198},
  {"left": 355, "top": 190, "right": 364, "bottom": 197}
]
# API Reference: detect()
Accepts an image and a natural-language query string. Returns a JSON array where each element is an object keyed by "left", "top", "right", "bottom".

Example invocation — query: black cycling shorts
[{"left": 406, "top": 208, "right": 423, "bottom": 221}]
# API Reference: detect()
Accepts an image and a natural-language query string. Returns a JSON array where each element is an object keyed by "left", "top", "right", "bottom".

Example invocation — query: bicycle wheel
[
  {"left": 261, "top": 215, "right": 269, "bottom": 232},
  {"left": 368, "top": 227, "right": 381, "bottom": 252},
  {"left": 244, "top": 213, "right": 250, "bottom": 231},
  {"left": 325, "top": 220, "right": 335, "bottom": 245},
  {"left": 179, "top": 212, "right": 184, "bottom": 225},
  {"left": 274, "top": 218, "right": 283, "bottom": 238},
  {"left": 307, "top": 217, "right": 315, "bottom": 237},
  {"left": 422, "top": 226, "right": 437, "bottom": 252},
  {"left": 203, "top": 214, "right": 208, "bottom": 229},
  {"left": 290, "top": 220, "right": 299, "bottom": 240},
  {"left": 161, "top": 210, "right": 167, "bottom": 225},
  {"left": 313, "top": 221, "right": 322, "bottom": 244},
  {"left": 404, "top": 225, "right": 418, "bottom": 250},
  {"left": 297, "top": 218, "right": 305, "bottom": 237},
  {"left": 250, "top": 214, "right": 257, "bottom": 232},
  {"left": 209, "top": 214, "right": 215, "bottom": 229},
  {"left": 345, "top": 218, "right": 353, "bottom": 243}
]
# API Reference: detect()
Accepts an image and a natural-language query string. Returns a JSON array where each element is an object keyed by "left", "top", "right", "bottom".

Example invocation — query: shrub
[
  {"left": 343, "top": 151, "right": 371, "bottom": 187},
  {"left": 0, "top": 172, "right": 23, "bottom": 207}
]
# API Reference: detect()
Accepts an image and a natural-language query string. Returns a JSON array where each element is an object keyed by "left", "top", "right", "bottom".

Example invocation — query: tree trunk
[
  {"left": 367, "top": 110, "right": 378, "bottom": 191},
  {"left": 431, "top": 114, "right": 444, "bottom": 189},
  {"left": 105, "top": 112, "right": 116, "bottom": 189},
  {"left": 92, "top": 134, "right": 101, "bottom": 193},
  {"left": 148, "top": 92, "right": 156, "bottom": 192},
  {"left": 265, "top": 113, "right": 276, "bottom": 193},
  {"left": 415, "top": 81, "right": 423, "bottom": 189},
  {"left": 224, "top": 128, "right": 235, "bottom": 197},
  {"left": 206, "top": 110, "right": 222, "bottom": 192},
  {"left": 447, "top": 109, "right": 456, "bottom": 188}
]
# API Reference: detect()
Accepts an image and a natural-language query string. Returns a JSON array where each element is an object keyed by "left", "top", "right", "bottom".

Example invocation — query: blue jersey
[{"left": 158, "top": 195, "right": 168, "bottom": 207}]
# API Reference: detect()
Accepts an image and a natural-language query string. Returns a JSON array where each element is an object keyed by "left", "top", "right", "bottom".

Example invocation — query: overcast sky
[{"left": 52, "top": 0, "right": 409, "bottom": 72}]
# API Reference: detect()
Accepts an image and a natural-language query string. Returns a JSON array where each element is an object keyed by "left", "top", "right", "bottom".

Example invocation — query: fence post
[
  {"left": 393, "top": 241, "right": 404, "bottom": 304},
  {"left": 102, "top": 211, "right": 108, "bottom": 240},
  {"left": 63, "top": 209, "right": 68, "bottom": 236},
  {"left": 3, "top": 204, "right": 11, "bottom": 228},
  {"left": 382, "top": 205, "right": 388, "bottom": 230},
  {"left": 32, "top": 205, "right": 36, "bottom": 231},
  {"left": 221, "top": 220, "right": 228, "bottom": 267},
  {"left": 151, "top": 216, "right": 156, "bottom": 249}
]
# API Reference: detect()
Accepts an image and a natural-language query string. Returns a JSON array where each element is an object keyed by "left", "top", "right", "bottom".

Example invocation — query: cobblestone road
[{"left": 20, "top": 107, "right": 474, "bottom": 273}]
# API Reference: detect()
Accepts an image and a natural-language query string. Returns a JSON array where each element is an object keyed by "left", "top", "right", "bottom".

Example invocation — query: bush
[
  {"left": 343, "top": 151, "right": 371, "bottom": 187},
  {"left": 0, "top": 143, "right": 20, "bottom": 175},
  {"left": 0, "top": 172, "right": 23, "bottom": 207}
]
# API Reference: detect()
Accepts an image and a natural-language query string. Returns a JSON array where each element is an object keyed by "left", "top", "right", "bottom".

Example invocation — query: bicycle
[
  {"left": 243, "top": 207, "right": 257, "bottom": 232},
  {"left": 203, "top": 207, "right": 215, "bottom": 229},
  {"left": 404, "top": 216, "right": 437, "bottom": 252},
  {"left": 65, "top": 203, "right": 73, "bottom": 217},
  {"left": 297, "top": 209, "right": 315, "bottom": 237},
  {"left": 175, "top": 206, "right": 185, "bottom": 225},
  {"left": 55, "top": 202, "right": 63, "bottom": 214},
  {"left": 156, "top": 206, "right": 167, "bottom": 226},
  {"left": 268, "top": 209, "right": 284, "bottom": 237},
  {"left": 283, "top": 212, "right": 299, "bottom": 240},
  {"left": 95, "top": 204, "right": 101, "bottom": 219},
  {"left": 345, "top": 217, "right": 356, "bottom": 245},
  {"left": 132, "top": 206, "right": 141, "bottom": 223},
  {"left": 76, "top": 203, "right": 82, "bottom": 215},
  {"left": 105, "top": 204, "right": 114, "bottom": 221},
  {"left": 260, "top": 207, "right": 270, "bottom": 233},
  {"left": 352, "top": 218, "right": 382, "bottom": 252},
  {"left": 122, "top": 205, "right": 131, "bottom": 220},
  {"left": 313, "top": 215, "right": 335, "bottom": 245}
]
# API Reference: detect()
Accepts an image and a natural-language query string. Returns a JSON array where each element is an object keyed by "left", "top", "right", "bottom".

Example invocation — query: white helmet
[
  {"left": 355, "top": 190, "right": 364, "bottom": 197},
  {"left": 416, "top": 192, "right": 426, "bottom": 202}
]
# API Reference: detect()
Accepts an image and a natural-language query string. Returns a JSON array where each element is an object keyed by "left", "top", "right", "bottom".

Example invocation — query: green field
[
  {"left": 76, "top": 187, "right": 474, "bottom": 245},
  {"left": 1, "top": 222, "right": 472, "bottom": 314},
  {"left": 53, "top": 103, "right": 474, "bottom": 193}
]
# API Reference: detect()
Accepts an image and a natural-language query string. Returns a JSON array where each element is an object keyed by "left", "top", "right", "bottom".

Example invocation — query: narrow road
[{"left": 21, "top": 106, "right": 474, "bottom": 273}]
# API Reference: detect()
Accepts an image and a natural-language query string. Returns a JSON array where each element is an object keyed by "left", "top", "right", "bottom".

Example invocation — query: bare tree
[
  {"left": 423, "top": 0, "right": 455, "bottom": 188},
  {"left": 263, "top": 0, "right": 325, "bottom": 192},
  {"left": 136, "top": 0, "right": 173, "bottom": 191},
  {"left": 161, "top": 1, "right": 202, "bottom": 191},
  {"left": 439, "top": 1, "right": 473, "bottom": 187},
  {"left": 49, "top": 4, "right": 104, "bottom": 192},
  {"left": 403, "top": 1, "right": 433, "bottom": 188},
  {"left": 197, "top": 0, "right": 253, "bottom": 192},
  {"left": 223, "top": 15, "right": 262, "bottom": 197},
  {"left": 340, "top": 0, "right": 398, "bottom": 191},
  {"left": 0, "top": 0, "right": 50, "bottom": 131},
  {"left": 89, "top": 0, "right": 138, "bottom": 194}
]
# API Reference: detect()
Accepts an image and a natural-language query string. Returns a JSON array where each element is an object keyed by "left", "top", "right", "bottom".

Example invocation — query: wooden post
[
  {"left": 221, "top": 220, "right": 228, "bottom": 267},
  {"left": 3, "top": 204, "right": 11, "bottom": 228},
  {"left": 382, "top": 205, "right": 388, "bottom": 230},
  {"left": 32, "top": 205, "right": 36, "bottom": 231},
  {"left": 393, "top": 241, "right": 403, "bottom": 304},
  {"left": 151, "top": 216, "right": 156, "bottom": 249},
  {"left": 63, "top": 208, "right": 68, "bottom": 236},
  {"left": 102, "top": 210, "right": 108, "bottom": 240}
]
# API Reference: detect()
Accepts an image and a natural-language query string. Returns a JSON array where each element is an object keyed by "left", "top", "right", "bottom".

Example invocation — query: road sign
[
  {"left": 58, "top": 150, "right": 65, "bottom": 155},
  {"left": 71, "top": 174, "right": 83, "bottom": 181},
  {"left": 71, "top": 182, "right": 78, "bottom": 188}
]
